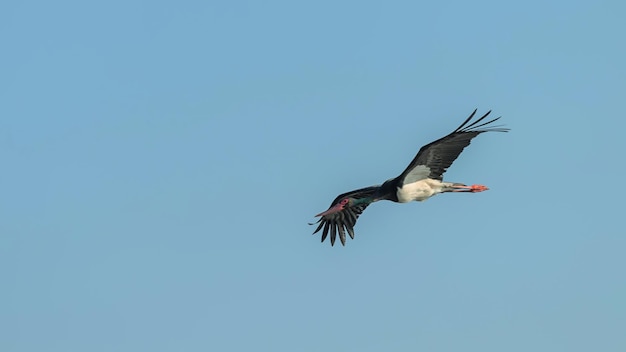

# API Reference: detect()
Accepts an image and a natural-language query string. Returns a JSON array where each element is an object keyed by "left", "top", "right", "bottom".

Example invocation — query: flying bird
[{"left": 310, "top": 109, "right": 509, "bottom": 246}]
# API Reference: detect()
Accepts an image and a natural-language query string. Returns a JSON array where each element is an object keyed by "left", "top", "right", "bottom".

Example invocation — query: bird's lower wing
[
  {"left": 310, "top": 186, "right": 378, "bottom": 246},
  {"left": 310, "top": 202, "right": 371, "bottom": 246}
]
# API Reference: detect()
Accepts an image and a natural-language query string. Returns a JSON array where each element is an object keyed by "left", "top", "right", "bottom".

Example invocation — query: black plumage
[
  {"left": 309, "top": 186, "right": 378, "bottom": 246},
  {"left": 398, "top": 109, "right": 508, "bottom": 183},
  {"left": 311, "top": 109, "right": 509, "bottom": 246}
]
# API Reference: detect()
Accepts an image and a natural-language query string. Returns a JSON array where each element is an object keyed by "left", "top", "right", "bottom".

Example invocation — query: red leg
[
  {"left": 469, "top": 184, "right": 489, "bottom": 192},
  {"left": 450, "top": 184, "right": 489, "bottom": 192}
]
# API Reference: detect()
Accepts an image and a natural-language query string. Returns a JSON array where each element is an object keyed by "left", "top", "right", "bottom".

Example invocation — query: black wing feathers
[
  {"left": 400, "top": 109, "right": 509, "bottom": 182},
  {"left": 311, "top": 109, "right": 509, "bottom": 246},
  {"left": 310, "top": 186, "right": 378, "bottom": 246}
]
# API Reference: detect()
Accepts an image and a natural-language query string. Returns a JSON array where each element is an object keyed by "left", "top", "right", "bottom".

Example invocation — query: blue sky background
[{"left": 2, "top": 1, "right": 625, "bottom": 351}]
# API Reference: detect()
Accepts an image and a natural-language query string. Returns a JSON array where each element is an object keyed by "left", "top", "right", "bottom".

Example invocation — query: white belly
[{"left": 396, "top": 178, "right": 445, "bottom": 203}]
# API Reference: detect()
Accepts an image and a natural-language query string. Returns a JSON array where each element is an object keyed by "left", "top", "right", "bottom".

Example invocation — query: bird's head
[{"left": 315, "top": 198, "right": 351, "bottom": 217}]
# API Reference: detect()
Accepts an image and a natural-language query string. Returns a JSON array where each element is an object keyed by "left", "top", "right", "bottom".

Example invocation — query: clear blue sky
[{"left": 2, "top": 1, "right": 625, "bottom": 351}]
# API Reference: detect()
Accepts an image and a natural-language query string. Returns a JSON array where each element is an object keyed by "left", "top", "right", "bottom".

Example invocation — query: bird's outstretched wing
[
  {"left": 399, "top": 109, "right": 509, "bottom": 184},
  {"left": 310, "top": 186, "right": 379, "bottom": 246}
]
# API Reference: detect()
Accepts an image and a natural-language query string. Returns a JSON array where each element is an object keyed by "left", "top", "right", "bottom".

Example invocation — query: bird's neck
[
  {"left": 352, "top": 197, "right": 374, "bottom": 206},
  {"left": 374, "top": 178, "right": 400, "bottom": 202}
]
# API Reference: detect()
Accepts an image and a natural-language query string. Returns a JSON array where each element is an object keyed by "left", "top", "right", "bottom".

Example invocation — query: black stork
[{"left": 310, "top": 109, "right": 509, "bottom": 246}]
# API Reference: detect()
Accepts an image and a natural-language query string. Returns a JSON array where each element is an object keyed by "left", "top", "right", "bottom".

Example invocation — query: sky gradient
[{"left": 2, "top": 1, "right": 626, "bottom": 351}]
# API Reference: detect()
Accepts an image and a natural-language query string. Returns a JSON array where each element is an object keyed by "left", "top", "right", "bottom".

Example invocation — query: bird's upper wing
[
  {"left": 398, "top": 109, "right": 509, "bottom": 185},
  {"left": 310, "top": 186, "right": 379, "bottom": 246}
]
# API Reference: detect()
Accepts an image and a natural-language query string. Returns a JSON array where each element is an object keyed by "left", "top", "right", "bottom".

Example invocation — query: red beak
[{"left": 315, "top": 203, "right": 344, "bottom": 217}]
